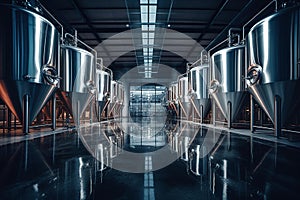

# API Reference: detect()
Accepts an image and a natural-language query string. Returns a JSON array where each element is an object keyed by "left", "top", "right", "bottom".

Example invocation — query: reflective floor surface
[{"left": 0, "top": 117, "right": 300, "bottom": 200}]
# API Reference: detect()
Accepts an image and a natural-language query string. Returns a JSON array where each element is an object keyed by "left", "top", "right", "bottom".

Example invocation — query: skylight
[{"left": 140, "top": 0, "right": 158, "bottom": 78}]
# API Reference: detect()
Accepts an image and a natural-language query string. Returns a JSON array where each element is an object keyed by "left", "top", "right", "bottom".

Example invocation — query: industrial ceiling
[{"left": 40, "top": 0, "right": 279, "bottom": 80}]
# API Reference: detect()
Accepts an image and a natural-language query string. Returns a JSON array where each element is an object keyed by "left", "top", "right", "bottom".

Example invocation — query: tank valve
[
  {"left": 246, "top": 65, "right": 262, "bottom": 86},
  {"left": 86, "top": 80, "right": 96, "bottom": 94},
  {"left": 42, "top": 65, "right": 60, "bottom": 85},
  {"left": 209, "top": 79, "right": 220, "bottom": 93}
]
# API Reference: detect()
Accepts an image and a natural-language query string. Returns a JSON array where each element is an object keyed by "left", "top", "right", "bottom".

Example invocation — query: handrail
[
  {"left": 38, "top": 1, "right": 64, "bottom": 42},
  {"left": 242, "top": 0, "right": 277, "bottom": 40}
]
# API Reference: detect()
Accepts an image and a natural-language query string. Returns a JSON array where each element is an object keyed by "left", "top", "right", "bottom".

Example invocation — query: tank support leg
[
  {"left": 7, "top": 108, "right": 11, "bottom": 131},
  {"left": 213, "top": 100, "right": 216, "bottom": 126},
  {"left": 200, "top": 105, "right": 204, "bottom": 124},
  {"left": 227, "top": 101, "right": 232, "bottom": 129},
  {"left": 250, "top": 94, "right": 255, "bottom": 133},
  {"left": 274, "top": 95, "right": 281, "bottom": 138},
  {"left": 90, "top": 101, "right": 93, "bottom": 124},
  {"left": 52, "top": 94, "right": 56, "bottom": 130},
  {"left": 23, "top": 94, "right": 29, "bottom": 134},
  {"left": 77, "top": 100, "right": 80, "bottom": 127}
]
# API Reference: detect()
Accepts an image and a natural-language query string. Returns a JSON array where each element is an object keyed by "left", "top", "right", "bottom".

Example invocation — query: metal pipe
[
  {"left": 96, "top": 59, "right": 113, "bottom": 80},
  {"left": 38, "top": 1, "right": 64, "bottom": 42},
  {"left": 77, "top": 100, "right": 80, "bottom": 127},
  {"left": 90, "top": 101, "right": 93, "bottom": 124},
  {"left": 228, "top": 28, "right": 241, "bottom": 46},
  {"left": 227, "top": 101, "right": 232, "bottom": 129},
  {"left": 22, "top": 94, "right": 29, "bottom": 134},
  {"left": 7, "top": 108, "right": 11, "bottom": 131},
  {"left": 200, "top": 104, "right": 204, "bottom": 124},
  {"left": 213, "top": 100, "right": 216, "bottom": 126},
  {"left": 52, "top": 94, "right": 56, "bottom": 130},
  {"left": 100, "top": 100, "right": 110, "bottom": 119},
  {"left": 242, "top": 0, "right": 278, "bottom": 40},
  {"left": 274, "top": 95, "right": 281, "bottom": 138},
  {"left": 178, "top": 100, "right": 188, "bottom": 119},
  {"left": 65, "top": 32, "right": 97, "bottom": 73},
  {"left": 250, "top": 94, "right": 255, "bottom": 133},
  {"left": 190, "top": 98, "right": 201, "bottom": 118}
]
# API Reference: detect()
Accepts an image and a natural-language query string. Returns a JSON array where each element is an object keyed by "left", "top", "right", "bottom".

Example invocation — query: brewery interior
[{"left": 1, "top": 0, "right": 300, "bottom": 199}]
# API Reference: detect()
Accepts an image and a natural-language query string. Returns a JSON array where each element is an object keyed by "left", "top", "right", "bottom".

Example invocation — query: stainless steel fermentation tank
[
  {"left": 246, "top": 5, "right": 300, "bottom": 135},
  {"left": 210, "top": 45, "right": 247, "bottom": 128},
  {"left": 167, "top": 82, "right": 179, "bottom": 116},
  {"left": 58, "top": 44, "right": 95, "bottom": 125},
  {"left": 109, "top": 81, "right": 124, "bottom": 118},
  {"left": 0, "top": 4, "right": 60, "bottom": 133},
  {"left": 178, "top": 76, "right": 191, "bottom": 120},
  {"left": 188, "top": 64, "right": 211, "bottom": 122},
  {"left": 95, "top": 67, "right": 111, "bottom": 120}
]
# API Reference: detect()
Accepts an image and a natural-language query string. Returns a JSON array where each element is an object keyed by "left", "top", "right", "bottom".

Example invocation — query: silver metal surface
[
  {"left": 0, "top": 4, "right": 59, "bottom": 124},
  {"left": 95, "top": 69, "right": 111, "bottom": 102},
  {"left": 178, "top": 77, "right": 191, "bottom": 119},
  {"left": 246, "top": 5, "right": 300, "bottom": 125},
  {"left": 189, "top": 65, "right": 211, "bottom": 119},
  {"left": 59, "top": 45, "right": 95, "bottom": 120},
  {"left": 178, "top": 77, "right": 189, "bottom": 103},
  {"left": 210, "top": 45, "right": 247, "bottom": 121},
  {"left": 109, "top": 81, "right": 124, "bottom": 117}
]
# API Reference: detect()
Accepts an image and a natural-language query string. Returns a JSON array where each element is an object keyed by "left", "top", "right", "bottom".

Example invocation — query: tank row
[
  {"left": 167, "top": 0, "right": 300, "bottom": 137},
  {"left": 0, "top": 0, "right": 124, "bottom": 134}
]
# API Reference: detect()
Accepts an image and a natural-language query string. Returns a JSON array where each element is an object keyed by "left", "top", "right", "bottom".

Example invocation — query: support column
[
  {"left": 77, "top": 100, "right": 80, "bottom": 127},
  {"left": 227, "top": 101, "right": 232, "bottom": 129},
  {"left": 90, "top": 101, "right": 93, "bottom": 124},
  {"left": 200, "top": 105, "right": 204, "bottom": 124},
  {"left": 274, "top": 95, "right": 281, "bottom": 138},
  {"left": 213, "top": 100, "right": 216, "bottom": 126},
  {"left": 52, "top": 94, "right": 56, "bottom": 130},
  {"left": 23, "top": 94, "right": 29, "bottom": 134},
  {"left": 250, "top": 94, "right": 255, "bottom": 133}
]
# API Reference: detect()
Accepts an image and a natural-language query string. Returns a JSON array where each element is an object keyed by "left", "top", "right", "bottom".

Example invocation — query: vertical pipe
[
  {"left": 52, "top": 94, "right": 56, "bottom": 130},
  {"left": 200, "top": 105, "right": 204, "bottom": 124},
  {"left": 77, "top": 100, "right": 80, "bottom": 127},
  {"left": 227, "top": 101, "right": 232, "bottom": 129},
  {"left": 7, "top": 108, "right": 11, "bottom": 131},
  {"left": 213, "top": 100, "right": 216, "bottom": 126},
  {"left": 90, "top": 101, "right": 93, "bottom": 124},
  {"left": 14, "top": 113, "right": 17, "bottom": 130},
  {"left": 2, "top": 106, "right": 5, "bottom": 134},
  {"left": 23, "top": 94, "right": 30, "bottom": 134},
  {"left": 250, "top": 94, "right": 255, "bottom": 133},
  {"left": 274, "top": 95, "right": 281, "bottom": 138}
]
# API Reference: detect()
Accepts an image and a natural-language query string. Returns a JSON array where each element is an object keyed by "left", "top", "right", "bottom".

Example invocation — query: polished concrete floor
[{"left": 0, "top": 117, "right": 300, "bottom": 200}]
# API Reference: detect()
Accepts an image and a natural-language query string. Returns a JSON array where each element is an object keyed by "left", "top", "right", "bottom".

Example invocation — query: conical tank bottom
[
  {"left": 211, "top": 91, "right": 247, "bottom": 122},
  {"left": 0, "top": 80, "right": 56, "bottom": 123},
  {"left": 57, "top": 90, "right": 94, "bottom": 123},
  {"left": 248, "top": 80, "right": 300, "bottom": 126},
  {"left": 192, "top": 99, "right": 211, "bottom": 119},
  {"left": 179, "top": 101, "right": 192, "bottom": 119}
]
